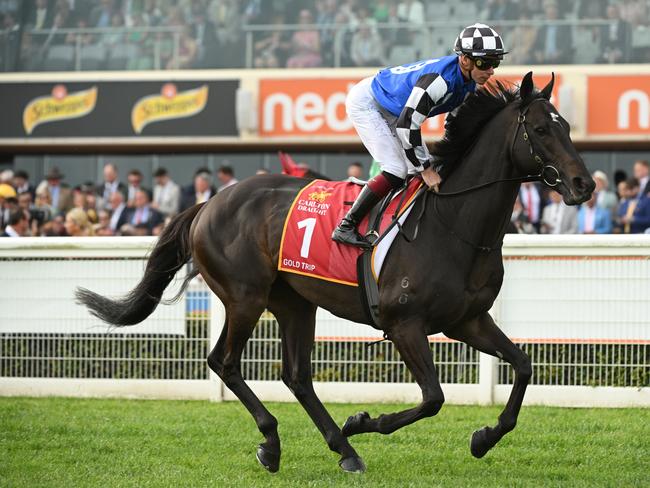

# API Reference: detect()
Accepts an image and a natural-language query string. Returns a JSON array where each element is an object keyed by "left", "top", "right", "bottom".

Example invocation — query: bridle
[
  {"left": 509, "top": 97, "right": 563, "bottom": 189},
  {"left": 430, "top": 97, "right": 565, "bottom": 252}
]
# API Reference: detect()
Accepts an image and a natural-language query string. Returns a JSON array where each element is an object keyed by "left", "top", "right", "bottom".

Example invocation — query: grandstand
[{"left": 0, "top": 1, "right": 649, "bottom": 71}]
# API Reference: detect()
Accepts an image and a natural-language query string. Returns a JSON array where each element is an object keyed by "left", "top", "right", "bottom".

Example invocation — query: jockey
[{"left": 332, "top": 23, "right": 507, "bottom": 248}]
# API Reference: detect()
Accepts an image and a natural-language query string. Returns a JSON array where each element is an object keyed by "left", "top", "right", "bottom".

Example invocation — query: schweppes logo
[
  {"left": 131, "top": 83, "right": 208, "bottom": 134},
  {"left": 23, "top": 85, "right": 97, "bottom": 135},
  {"left": 308, "top": 190, "right": 333, "bottom": 203}
]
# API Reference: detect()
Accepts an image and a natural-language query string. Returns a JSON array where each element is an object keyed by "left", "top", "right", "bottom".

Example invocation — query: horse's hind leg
[
  {"left": 268, "top": 282, "right": 365, "bottom": 473},
  {"left": 445, "top": 312, "right": 532, "bottom": 458},
  {"left": 206, "top": 301, "right": 282, "bottom": 472},
  {"left": 342, "top": 321, "right": 445, "bottom": 436}
]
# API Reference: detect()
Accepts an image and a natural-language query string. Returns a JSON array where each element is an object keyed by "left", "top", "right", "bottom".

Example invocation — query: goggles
[{"left": 473, "top": 57, "right": 501, "bottom": 70}]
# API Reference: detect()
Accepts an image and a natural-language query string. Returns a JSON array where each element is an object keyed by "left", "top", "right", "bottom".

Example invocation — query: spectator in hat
[
  {"left": 1, "top": 208, "right": 29, "bottom": 237},
  {"left": 152, "top": 167, "right": 180, "bottom": 217},
  {"left": 38, "top": 167, "right": 73, "bottom": 215}
]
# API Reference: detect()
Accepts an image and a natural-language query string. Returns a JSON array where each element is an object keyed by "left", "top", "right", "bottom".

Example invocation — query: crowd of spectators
[
  {"left": 510, "top": 160, "right": 650, "bottom": 235},
  {"left": 1, "top": 157, "right": 649, "bottom": 238},
  {"left": 1, "top": 0, "right": 648, "bottom": 71},
  {"left": 0, "top": 162, "right": 238, "bottom": 237}
]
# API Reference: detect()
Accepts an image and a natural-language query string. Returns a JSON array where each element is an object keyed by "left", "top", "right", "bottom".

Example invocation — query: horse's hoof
[
  {"left": 470, "top": 427, "right": 491, "bottom": 459},
  {"left": 256, "top": 444, "right": 280, "bottom": 473},
  {"left": 339, "top": 456, "right": 366, "bottom": 473},
  {"left": 342, "top": 411, "right": 370, "bottom": 437}
]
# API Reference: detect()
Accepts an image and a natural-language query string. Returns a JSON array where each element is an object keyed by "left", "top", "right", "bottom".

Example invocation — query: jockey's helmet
[{"left": 453, "top": 23, "right": 507, "bottom": 59}]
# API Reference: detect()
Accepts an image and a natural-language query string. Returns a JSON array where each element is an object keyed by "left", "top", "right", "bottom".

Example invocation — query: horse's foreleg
[
  {"left": 269, "top": 286, "right": 365, "bottom": 473},
  {"left": 206, "top": 302, "right": 282, "bottom": 473},
  {"left": 446, "top": 312, "right": 532, "bottom": 458},
  {"left": 342, "top": 323, "right": 445, "bottom": 436}
]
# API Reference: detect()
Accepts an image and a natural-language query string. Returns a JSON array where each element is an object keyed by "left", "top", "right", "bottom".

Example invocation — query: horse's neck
[{"left": 437, "top": 119, "right": 520, "bottom": 248}]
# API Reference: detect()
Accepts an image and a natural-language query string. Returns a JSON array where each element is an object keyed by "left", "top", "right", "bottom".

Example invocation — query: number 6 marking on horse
[{"left": 297, "top": 217, "right": 317, "bottom": 258}]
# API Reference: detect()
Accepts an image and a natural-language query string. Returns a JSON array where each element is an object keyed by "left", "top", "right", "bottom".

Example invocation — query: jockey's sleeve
[{"left": 395, "top": 73, "right": 448, "bottom": 171}]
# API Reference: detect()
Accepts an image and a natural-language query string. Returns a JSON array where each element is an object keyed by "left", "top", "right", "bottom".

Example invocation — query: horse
[{"left": 76, "top": 72, "right": 594, "bottom": 474}]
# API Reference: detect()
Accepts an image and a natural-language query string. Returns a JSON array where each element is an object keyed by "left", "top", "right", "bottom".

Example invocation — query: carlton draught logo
[
  {"left": 131, "top": 83, "right": 208, "bottom": 134},
  {"left": 23, "top": 85, "right": 97, "bottom": 135},
  {"left": 297, "top": 186, "right": 333, "bottom": 216},
  {"left": 308, "top": 189, "right": 333, "bottom": 204}
]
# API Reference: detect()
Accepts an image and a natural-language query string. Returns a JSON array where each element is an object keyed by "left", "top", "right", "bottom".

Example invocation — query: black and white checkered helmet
[{"left": 453, "top": 23, "right": 507, "bottom": 58}]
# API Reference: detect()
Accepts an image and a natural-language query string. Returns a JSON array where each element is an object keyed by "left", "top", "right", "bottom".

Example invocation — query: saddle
[{"left": 278, "top": 176, "right": 425, "bottom": 327}]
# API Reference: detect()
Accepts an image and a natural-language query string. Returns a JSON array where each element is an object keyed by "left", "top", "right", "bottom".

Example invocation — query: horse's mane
[{"left": 431, "top": 82, "right": 543, "bottom": 169}]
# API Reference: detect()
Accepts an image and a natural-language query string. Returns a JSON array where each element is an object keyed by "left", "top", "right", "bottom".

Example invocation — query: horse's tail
[{"left": 75, "top": 203, "right": 206, "bottom": 326}]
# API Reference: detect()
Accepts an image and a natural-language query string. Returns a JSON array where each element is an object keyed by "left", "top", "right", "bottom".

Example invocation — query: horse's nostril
[{"left": 572, "top": 177, "right": 591, "bottom": 194}]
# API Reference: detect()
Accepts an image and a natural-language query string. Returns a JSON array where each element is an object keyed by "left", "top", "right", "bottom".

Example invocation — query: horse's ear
[
  {"left": 520, "top": 71, "right": 534, "bottom": 101},
  {"left": 540, "top": 72, "right": 555, "bottom": 100}
]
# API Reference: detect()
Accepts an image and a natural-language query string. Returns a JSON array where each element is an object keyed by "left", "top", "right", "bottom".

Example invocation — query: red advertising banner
[
  {"left": 587, "top": 75, "right": 650, "bottom": 135},
  {"left": 259, "top": 73, "right": 560, "bottom": 138}
]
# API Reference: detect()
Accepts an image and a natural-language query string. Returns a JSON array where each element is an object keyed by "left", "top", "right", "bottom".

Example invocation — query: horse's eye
[{"left": 534, "top": 127, "right": 546, "bottom": 135}]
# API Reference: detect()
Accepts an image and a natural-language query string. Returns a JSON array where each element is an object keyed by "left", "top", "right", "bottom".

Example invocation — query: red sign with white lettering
[{"left": 259, "top": 73, "right": 560, "bottom": 138}]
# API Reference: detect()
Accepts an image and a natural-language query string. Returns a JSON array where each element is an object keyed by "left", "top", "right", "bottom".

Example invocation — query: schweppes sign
[
  {"left": 23, "top": 85, "right": 98, "bottom": 135},
  {"left": 131, "top": 83, "right": 209, "bottom": 134}
]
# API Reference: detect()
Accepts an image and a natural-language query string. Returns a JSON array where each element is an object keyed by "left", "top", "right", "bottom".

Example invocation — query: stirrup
[
  {"left": 332, "top": 226, "right": 372, "bottom": 248},
  {"left": 364, "top": 230, "right": 379, "bottom": 245}
]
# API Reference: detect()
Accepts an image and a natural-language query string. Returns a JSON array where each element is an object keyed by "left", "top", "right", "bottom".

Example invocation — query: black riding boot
[{"left": 332, "top": 185, "right": 383, "bottom": 248}]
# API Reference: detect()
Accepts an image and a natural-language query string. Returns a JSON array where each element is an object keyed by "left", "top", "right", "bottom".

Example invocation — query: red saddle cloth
[{"left": 278, "top": 178, "right": 422, "bottom": 286}]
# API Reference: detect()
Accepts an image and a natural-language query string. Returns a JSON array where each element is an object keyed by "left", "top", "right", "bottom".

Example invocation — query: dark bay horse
[{"left": 77, "top": 73, "right": 594, "bottom": 473}]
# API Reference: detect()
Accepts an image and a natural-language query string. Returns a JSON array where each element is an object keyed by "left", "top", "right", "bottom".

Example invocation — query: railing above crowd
[{"left": 0, "top": 0, "right": 649, "bottom": 72}]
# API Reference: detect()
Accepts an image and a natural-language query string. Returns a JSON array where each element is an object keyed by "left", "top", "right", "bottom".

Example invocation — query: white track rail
[{"left": 1, "top": 235, "right": 648, "bottom": 407}]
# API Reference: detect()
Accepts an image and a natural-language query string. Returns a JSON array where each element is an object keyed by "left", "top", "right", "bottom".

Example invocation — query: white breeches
[{"left": 345, "top": 76, "right": 418, "bottom": 179}]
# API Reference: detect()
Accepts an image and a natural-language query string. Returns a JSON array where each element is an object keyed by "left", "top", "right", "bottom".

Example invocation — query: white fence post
[
  {"left": 478, "top": 353, "right": 498, "bottom": 405},
  {"left": 208, "top": 291, "right": 226, "bottom": 402}
]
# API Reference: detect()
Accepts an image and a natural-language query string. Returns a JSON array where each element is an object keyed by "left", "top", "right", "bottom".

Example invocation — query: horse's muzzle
[{"left": 563, "top": 175, "right": 595, "bottom": 205}]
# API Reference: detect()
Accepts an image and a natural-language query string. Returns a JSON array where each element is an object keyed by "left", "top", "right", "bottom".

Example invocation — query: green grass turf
[{"left": 1, "top": 397, "right": 648, "bottom": 487}]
